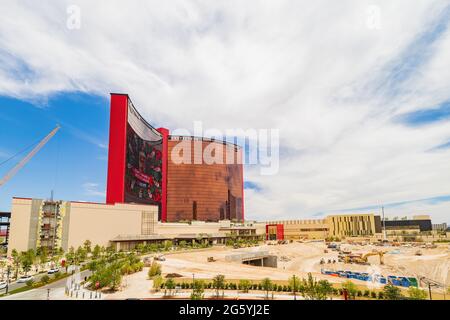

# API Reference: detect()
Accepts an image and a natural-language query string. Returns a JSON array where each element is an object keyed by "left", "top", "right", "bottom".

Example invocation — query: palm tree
[{"left": 11, "top": 249, "right": 20, "bottom": 279}]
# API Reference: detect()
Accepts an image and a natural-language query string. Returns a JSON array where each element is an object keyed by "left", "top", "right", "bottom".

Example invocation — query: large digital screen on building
[{"left": 124, "top": 100, "right": 163, "bottom": 206}]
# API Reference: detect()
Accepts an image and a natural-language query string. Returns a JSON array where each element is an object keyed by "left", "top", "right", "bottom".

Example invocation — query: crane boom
[{"left": 0, "top": 126, "right": 60, "bottom": 186}]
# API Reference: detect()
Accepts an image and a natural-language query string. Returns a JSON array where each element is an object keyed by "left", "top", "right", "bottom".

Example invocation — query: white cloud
[
  {"left": 82, "top": 182, "right": 105, "bottom": 198},
  {"left": 1, "top": 0, "right": 450, "bottom": 223}
]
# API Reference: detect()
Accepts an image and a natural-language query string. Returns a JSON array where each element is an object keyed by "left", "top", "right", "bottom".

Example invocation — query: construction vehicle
[
  {"left": 207, "top": 257, "right": 216, "bottom": 262},
  {"left": 361, "top": 251, "right": 384, "bottom": 265},
  {"left": 0, "top": 126, "right": 60, "bottom": 187},
  {"left": 340, "top": 251, "right": 384, "bottom": 265}
]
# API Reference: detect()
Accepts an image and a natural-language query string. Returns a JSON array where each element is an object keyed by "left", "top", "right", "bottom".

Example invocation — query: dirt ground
[{"left": 159, "top": 242, "right": 450, "bottom": 291}]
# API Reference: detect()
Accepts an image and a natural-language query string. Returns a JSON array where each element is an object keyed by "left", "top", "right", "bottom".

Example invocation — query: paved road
[
  {"left": 1, "top": 269, "right": 67, "bottom": 293},
  {"left": 0, "top": 269, "right": 92, "bottom": 300}
]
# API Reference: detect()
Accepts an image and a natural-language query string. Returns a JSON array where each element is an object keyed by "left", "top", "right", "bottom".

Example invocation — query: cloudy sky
[{"left": 1, "top": 0, "right": 450, "bottom": 223}]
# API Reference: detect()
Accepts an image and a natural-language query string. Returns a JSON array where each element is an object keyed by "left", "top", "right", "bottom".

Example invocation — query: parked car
[
  {"left": 47, "top": 268, "right": 60, "bottom": 274},
  {"left": 17, "top": 275, "right": 33, "bottom": 283},
  {"left": 0, "top": 281, "right": 7, "bottom": 290}
]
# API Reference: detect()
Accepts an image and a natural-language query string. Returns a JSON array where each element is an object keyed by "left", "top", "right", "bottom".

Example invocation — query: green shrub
[
  {"left": 53, "top": 271, "right": 61, "bottom": 279},
  {"left": 41, "top": 275, "right": 50, "bottom": 284},
  {"left": 408, "top": 287, "right": 427, "bottom": 300},
  {"left": 363, "top": 290, "right": 370, "bottom": 297},
  {"left": 371, "top": 291, "right": 377, "bottom": 299},
  {"left": 377, "top": 292, "right": 384, "bottom": 299},
  {"left": 148, "top": 261, "right": 162, "bottom": 278},
  {"left": 25, "top": 279, "right": 35, "bottom": 287},
  {"left": 357, "top": 290, "right": 362, "bottom": 297}
]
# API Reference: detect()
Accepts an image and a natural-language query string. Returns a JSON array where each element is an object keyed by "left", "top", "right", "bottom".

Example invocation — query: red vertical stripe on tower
[
  {"left": 106, "top": 93, "right": 128, "bottom": 204},
  {"left": 157, "top": 127, "right": 169, "bottom": 222},
  {"left": 241, "top": 149, "right": 245, "bottom": 222}
]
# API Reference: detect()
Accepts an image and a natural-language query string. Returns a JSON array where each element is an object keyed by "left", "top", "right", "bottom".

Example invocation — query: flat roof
[{"left": 111, "top": 234, "right": 172, "bottom": 242}]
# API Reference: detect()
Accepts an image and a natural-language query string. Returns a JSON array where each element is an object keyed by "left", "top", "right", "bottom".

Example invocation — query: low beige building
[
  {"left": 7, "top": 197, "right": 263, "bottom": 255},
  {"left": 326, "top": 214, "right": 382, "bottom": 238},
  {"left": 265, "top": 219, "right": 329, "bottom": 239},
  {"left": 8, "top": 197, "right": 159, "bottom": 255},
  {"left": 265, "top": 214, "right": 383, "bottom": 240}
]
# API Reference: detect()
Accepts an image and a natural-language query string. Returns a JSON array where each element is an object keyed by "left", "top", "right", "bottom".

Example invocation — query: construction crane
[{"left": 0, "top": 126, "right": 60, "bottom": 187}]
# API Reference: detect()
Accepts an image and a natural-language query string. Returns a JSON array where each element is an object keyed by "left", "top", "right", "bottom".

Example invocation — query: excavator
[{"left": 342, "top": 251, "right": 384, "bottom": 265}]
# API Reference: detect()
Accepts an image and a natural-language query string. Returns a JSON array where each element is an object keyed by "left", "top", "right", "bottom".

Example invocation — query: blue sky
[
  {"left": 0, "top": 93, "right": 110, "bottom": 210},
  {"left": 1, "top": 1, "right": 450, "bottom": 223}
]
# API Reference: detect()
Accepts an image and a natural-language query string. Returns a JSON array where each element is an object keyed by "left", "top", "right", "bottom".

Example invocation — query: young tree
[
  {"left": 179, "top": 240, "right": 187, "bottom": 249},
  {"left": 288, "top": 275, "right": 300, "bottom": 298},
  {"left": 165, "top": 278, "right": 176, "bottom": 296},
  {"left": 383, "top": 284, "right": 403, "bottom": 300},
  {"left": 212, "top": 274, "right": 225, "bottom": 297},
  {"left": 20, "top": 250, "right": 34, "bottom": 276},
  {"left": 83, "top": 240, "right": 92, "bottom": 254},
  {"left": 108, "top": 263, "right": 123, "bottom": 291},
  {"left": 11, "top": 249, "right": 20, "bottom": 279},
  {"left": 300, "top": 273, "right": 334, "bottom": 300},
  {"left": 38, "top": 247, "right": 48, "bottom": 270},
  {"left": 148, "top": 261, "right": 162, "bottom": 278},
  {"left": 408, "top": 287, "right": 427, "bottom": 300},
  {"left": 152, "top": 275, "right": 163, "bottom": 292},
  {"left": 239, "top": 279, "right": 251, "bottom": 293},
  {"left": 76, "top": 246, "right": 87, "bottom": 263},
  {"left": 0, "top": 260, "right": 6, "bottom": 281},
  {"left": 341, "top": 280, "right": 358, "bottom": 299},
  {"left": 164, "top": 240, "right": 173, "bottom": 251},
  {"left": 92, "top": 245, "right": 101, "bottom": 260},
  {"left": 190, "top": 280, "right": 205, "bottom": 300},
  {"left": 66, "top": 247, "right": 75, "bottom": 264},
  {"left": 260, "top": 278, "right": 273, "bottom": 299}
]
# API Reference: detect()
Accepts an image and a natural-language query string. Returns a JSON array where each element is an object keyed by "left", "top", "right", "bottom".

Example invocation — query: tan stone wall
[
  {"left": 7, "top": 198, "right": 34, "bottom": 255},
  {"left": 326, "top": 214, "right": 378, "bottom": 238},
  {"left": 265, "top": 219, "right": 328, "bottom": 240},
  {"left": 66, "top": 202, "right": 158, "bottom": 250},
  {"left": 7, "top": 199, "right": 159, "bottom": 254}
]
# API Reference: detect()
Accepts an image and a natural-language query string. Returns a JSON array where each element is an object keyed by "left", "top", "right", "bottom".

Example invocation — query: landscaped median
[{"left": 0, "top": 271, "right": 71, "bottom": 297}]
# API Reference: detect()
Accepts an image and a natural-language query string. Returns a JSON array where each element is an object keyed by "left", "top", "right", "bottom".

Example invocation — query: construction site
[{"left": 149, "top": 240, "right": 450, "bottom": 296}]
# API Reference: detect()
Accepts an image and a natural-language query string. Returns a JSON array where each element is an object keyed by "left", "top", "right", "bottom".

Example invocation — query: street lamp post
[
  {"left": 292, "top": 275, "right": 297, "bottom": 300},
  {"left": 428, "top": 283, "right": 432, "bottom": 300}
]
